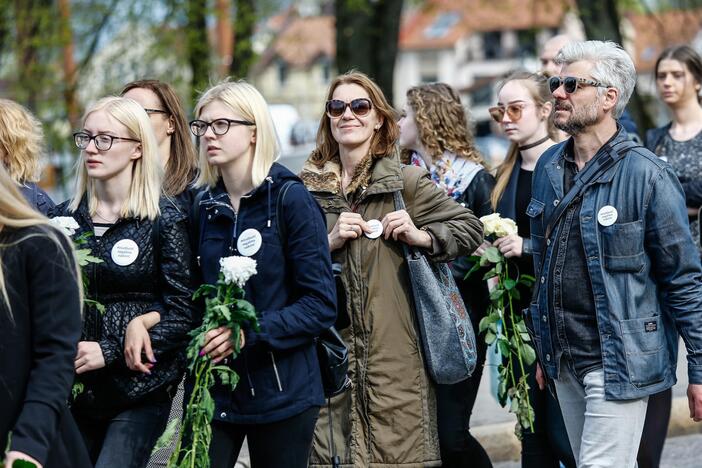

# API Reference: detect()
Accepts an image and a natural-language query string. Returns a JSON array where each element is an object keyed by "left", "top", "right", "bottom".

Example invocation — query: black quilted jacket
[{"left": 51, "top": 196, "right": 196, "bottom": 413}]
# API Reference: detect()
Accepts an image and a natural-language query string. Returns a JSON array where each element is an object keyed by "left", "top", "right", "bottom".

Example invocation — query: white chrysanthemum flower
[
  {"left": 49, "top": 216, "right": 80, "bottom": 236},
  {"left": 219, "top": 256, "right": 257, "bottom": 287}
]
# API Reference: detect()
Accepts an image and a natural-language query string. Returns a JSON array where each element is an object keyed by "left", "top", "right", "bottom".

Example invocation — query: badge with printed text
[
  {"left": 237, "top": 228, "right": 262, "bottom": 256},
  {"left": 597, "top": 205, "right": 618, "bottom": 227},
  {"left": 365, "top": 219, "right": 383, "bottom": 239},
  {"left": 111, "top": 239, "right": 139, "bottom": 266}
]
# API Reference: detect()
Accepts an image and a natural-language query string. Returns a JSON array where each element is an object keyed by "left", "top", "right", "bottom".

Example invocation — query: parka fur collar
[{"left": 300, "top": 151, "right": 402, "bottom": 197}]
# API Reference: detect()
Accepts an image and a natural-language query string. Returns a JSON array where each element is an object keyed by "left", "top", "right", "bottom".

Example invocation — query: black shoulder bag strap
[
  {"left": 190, "top": 190, "right": 206, "bottom": 256},
  {"left": 151, "top": 215, "right": 161, "bottom": 294},
  {"left": 534, "top": 139, "right": 639, "bottom": 298}
]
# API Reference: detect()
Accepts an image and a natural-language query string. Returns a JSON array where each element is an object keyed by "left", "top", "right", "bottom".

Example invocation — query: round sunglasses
[
  {"left": 488, "top": 104, "right": 527, "bottom": 123},
  {"left": 325, "top": 98, "right": 372, "bottom": 118},
  {"left": 548, "top": 76, "right": 609, "bottom": 94}
]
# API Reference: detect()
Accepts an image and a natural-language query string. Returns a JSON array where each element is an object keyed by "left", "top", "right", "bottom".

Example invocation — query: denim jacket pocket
[
  {"left": 600, "top": 220, "right": 645, "bottom": 272},
  {"left": 526, "top": 198, "right": 546, "bottom": 260},
  {"left": 619, "top": 315, "right": 666, "bottom": 387}
]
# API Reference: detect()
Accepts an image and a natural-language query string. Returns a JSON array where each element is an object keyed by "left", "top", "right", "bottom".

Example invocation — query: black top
[
  {"left": 0, "top": 225, "right": 90, "bottom": 467},
  {"left": 549, "top": 154, "right": 600, "bottom": 378},
  {"left": 513, "top": 167, "right": 534, "bottom": 281}
]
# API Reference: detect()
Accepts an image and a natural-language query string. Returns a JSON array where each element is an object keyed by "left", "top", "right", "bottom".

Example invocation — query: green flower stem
[{"left": 504, "top": 261, "right": 534, "bottom": 432}]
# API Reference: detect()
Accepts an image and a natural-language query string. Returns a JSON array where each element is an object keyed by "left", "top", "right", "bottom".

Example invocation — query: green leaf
[
  {"left": 464, "top": 258, "right": 482, "bottom": 279},
  {"left": 478, "top": 316, "right": 490, "bottom": 334},
  {"left": 522, "top": 343, "right": 536, "bottom": 365},
  {"left": 503, "top": 278, "right": 516, "bottom": 290},
  {"left": 509, "top": 288, "right": 521, "bottom": 300},
  {"left": 151, "top": 418, "right": 179, "bottom": 454},
  {"left": 484, "top": 246, "right": 502, "bottom": 264},
  {"left": 11, "top": 461, "right": 37, "bottom": 468},
  {"left": 485, "top": 330, "right": 497, "bottom": 345},
  {"left": 498, "top": 339, "right": 511, "bottom": 357},
  {"left": 489, "top": 288, "right": 504, "bottom": 301},
  {"left": 482, "top": 268, "right": 497, "bottom": 280}
]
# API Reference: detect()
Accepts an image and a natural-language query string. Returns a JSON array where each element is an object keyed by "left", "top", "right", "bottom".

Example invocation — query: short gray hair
[{"left": 555, "top": 40, "right": 636, "bottom": 118}]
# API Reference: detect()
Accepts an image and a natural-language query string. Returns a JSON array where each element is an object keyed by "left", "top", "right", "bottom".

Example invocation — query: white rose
[
  {"left": 219, "top": 256, "right": 258, "bottom": 287},
  {"left": 494, "top": 217, "right": 518, "bottom": 238},
  {"left": 479, "top": 213, "right": 502, "bottom": 237},
  {"left": 49, "top": 216, "right": 80, "bottom": 236}
]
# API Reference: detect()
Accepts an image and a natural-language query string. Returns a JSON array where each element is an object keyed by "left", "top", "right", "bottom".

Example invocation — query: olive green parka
[{"left": 301, "top": 152, "right": 483, "bottom": 467}]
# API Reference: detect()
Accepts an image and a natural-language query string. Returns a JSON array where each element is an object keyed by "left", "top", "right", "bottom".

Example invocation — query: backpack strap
[{"left": 275, "top": 180, "right": 300, "bottom": 245}]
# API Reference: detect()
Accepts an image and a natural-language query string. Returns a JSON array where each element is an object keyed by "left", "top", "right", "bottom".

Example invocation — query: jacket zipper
[{"left": 270, "top": 352, "right": 283, "bottom": 392}]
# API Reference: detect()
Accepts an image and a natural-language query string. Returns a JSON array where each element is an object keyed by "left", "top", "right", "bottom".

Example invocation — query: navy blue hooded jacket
[{"left": 195, "top": 162, "right": 336, "bottom": 424}]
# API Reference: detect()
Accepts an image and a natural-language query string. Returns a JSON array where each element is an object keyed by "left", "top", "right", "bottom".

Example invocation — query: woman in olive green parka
[{"left": 301, "top": 72, "right": 483, "bottom": 468}]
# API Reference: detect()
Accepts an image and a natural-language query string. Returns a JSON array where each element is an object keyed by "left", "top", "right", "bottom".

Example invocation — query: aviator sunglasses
[
  {"left": 548, "top": 76, "right": 609, "bottom": 94},
  {"left": 325, "top": 98, "right": 372, "bottom": 118},
  {"left": 488, "top": 104, "right": 526, "bottom": 123}
]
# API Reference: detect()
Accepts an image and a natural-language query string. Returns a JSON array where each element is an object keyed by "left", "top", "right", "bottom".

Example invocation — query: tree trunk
[
  {"left": 187, "top": 0, "right": 211, "bottom": 102},
  {"left": 575, "top": 0, "right": 654, "bottom": 134},
  {"left": 230, "top": 0, "right": 256, "bottom": 79},
  {"left": 335, "top": 0, "right": 403, "bottom": 103},
  {"left": 57, "top": 0, "right": 79, "bottom": 128}
]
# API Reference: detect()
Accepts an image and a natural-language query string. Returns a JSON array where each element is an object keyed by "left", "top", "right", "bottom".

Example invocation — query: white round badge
[
  {"left": 237, "top": 228, "right": 263, "bottom": 256},
  {"left": 597, "top": 205, "right": 618, "bottom": 227},
  {"left": 365, "top": 219, "right": 383, "bottom": 239},
  {"left": 111, "top": 239, "right": 140, "bottom": 266}
]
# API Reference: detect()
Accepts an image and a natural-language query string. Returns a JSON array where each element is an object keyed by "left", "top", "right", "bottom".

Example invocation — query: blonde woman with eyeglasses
[
  {"left": 51, "top": 96, "right": 195, "bottom": 468},
  {"left": 0, "top": 164, "right": 91, "bottom": 468}
]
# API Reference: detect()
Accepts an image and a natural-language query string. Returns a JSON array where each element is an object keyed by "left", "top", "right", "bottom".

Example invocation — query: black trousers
[
  {"left": 435, "top": 327, "right": 492, "bottom": 468},
  {"left": 637, "top": 388, "right": 672, "bottom": 468},
  {"left": 209, "top": 406, "right": 319, "bottom": 468}
]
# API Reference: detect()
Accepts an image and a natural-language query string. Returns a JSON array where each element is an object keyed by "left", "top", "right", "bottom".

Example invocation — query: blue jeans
[{"left": 74, "top": 399, "right": 171, "bottom": 468}]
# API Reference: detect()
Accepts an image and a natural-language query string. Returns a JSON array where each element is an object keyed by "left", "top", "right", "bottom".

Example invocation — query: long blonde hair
[
  {"left": 68, "top": 97, "right": 162, "bottom": 220},
  {"left": 491, "top": 72, "right": 556, "bottom": 209},
  {"left": 0, "top": 164, "right": 81, "bottom": 320},
  {"left": 0, "top": 99, "right": 45, "bottom": 184},
  {"left": 194, "top": 81, "right": 280, "bottom": 188}
]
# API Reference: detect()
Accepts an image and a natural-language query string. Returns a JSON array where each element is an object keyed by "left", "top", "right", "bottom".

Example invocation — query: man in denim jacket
[{"left": 527, "top": 40, "right": 702, "bottom": 467}]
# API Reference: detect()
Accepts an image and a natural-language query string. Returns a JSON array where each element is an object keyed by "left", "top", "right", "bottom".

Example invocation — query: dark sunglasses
[
  {"left": 548, "top": 76, "right": 609, "bottom": 94},
  {"left": 488, "top": 104, "right": 526, "bottom": 123},
  {"left": 325, "top": 98, "right": 372, "bottom": 118}
]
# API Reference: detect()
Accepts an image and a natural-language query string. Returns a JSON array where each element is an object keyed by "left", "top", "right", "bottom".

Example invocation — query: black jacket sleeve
[
  {"left": 147, "top": 214, "right": 197, "bottom": 354},
  {"left": 681, "top": 179, "right": 702, "bottom": 209},
  {"left": 10, "top": 229, "right": 82, "bottom": 465}
]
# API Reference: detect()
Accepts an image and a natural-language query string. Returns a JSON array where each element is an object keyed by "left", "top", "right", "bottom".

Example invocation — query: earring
[{"left": 374, "top": 124, "right": 380, "bottom": 130}]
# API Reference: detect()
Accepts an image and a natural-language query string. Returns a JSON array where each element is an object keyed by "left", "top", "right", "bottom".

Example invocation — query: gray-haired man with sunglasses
[{"left": 527, "top": 40, "right": 702, "bottom": 467}]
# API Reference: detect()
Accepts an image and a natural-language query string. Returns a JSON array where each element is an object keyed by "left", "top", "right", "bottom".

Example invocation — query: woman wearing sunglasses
[
  {"left": 636, "top": 45, "right": 702, "bottom": 468},
  {"left": 189, "top": 81, "right": 336, "bottom": 467},
  {"left": 490, "top": 71, "right": 575, "bottom": 468},
  {"left": 121, "top": 80, "right": 198, "bottom": 211},
  {"left": 51, "top": 96, "right": 195, "bottom": 468},
  {"left": 398, "top": 82, "right": 494, "bottom": 468},
  {"left": 301, "top": 72, "right": 483, "bottom": 467},
  {"left": 0, "top": 99, "right": 56, "bottom": 215}
]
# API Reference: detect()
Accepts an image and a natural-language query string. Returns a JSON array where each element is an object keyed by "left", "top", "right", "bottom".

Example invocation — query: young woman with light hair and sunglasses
[
  {"left": 489, "top": 71, "right": 575, "bottom": 468},
  {"left": 0, "top": 163, "right": 92, "bottom": 468},
  {"left": 188, "top": 81, "right": 336, "bottom": 467},
  {"left": 51, "top": 96, "right": 195, "bottom": 468},
  {"left": 0, "top": 98, "right": 56, "bottom": 215}
]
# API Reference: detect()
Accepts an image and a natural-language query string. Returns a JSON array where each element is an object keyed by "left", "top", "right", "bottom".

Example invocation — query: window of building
[
  {"left": 277, "top": 59, "right": 288, "bottom": 86},
  {"left": 517, "top": 29, "right": 537, "bottom": 57},
  {"left": 483, "top": 31, "right": 503, "bottom": 59},
  {"left": 419, "top": 51, "right": 438, "bottom": 83}
]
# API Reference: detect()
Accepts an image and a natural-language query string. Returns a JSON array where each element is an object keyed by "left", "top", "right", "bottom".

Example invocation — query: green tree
[
  {"left": 230, "top": 0, "right": 256, "bottom": 79},
  {"left": 335, "top": 0, "right": 403, "bottom": 103},
  {"left": 187, "top": 0, "right": 211, "bottom": 101}
]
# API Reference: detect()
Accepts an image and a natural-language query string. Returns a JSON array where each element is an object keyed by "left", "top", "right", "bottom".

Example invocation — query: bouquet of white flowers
[
  {"left": 158, "top": 256, "right": 260, "bottom": 468},
  {"left": 467, "top": 213, "right": 536, "bottom": 433}
]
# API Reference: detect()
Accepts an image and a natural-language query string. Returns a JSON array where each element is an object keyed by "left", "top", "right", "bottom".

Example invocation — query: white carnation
[
  {"left": 219, "top": 256, "right": 257, "bottom": 287},
  {"left": 49, "top": 216, "right": 80, "bottom": 236}
]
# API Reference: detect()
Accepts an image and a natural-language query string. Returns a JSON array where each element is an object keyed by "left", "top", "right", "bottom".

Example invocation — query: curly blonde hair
[
  {"left": 0, "top": 99, "right": 45, "bottom": 183},
  {"left": 401, "top": 83, "right": 485, "bottom": 168}
]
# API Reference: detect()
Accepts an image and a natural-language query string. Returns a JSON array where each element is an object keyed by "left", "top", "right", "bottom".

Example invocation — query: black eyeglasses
[
  {"left": 189, "top": 118, "right": 255, "bottom": 137},
  {"left": 325, "top": 98, "right": 372, "bottom": 118},
  {"left": 548, "top": 76, "right": 610, "bottom": 94},
  {"left": 73, "top": 132, "right": 140, "bottom": 151},
  {"left": 143, "top": 108, "right": 169, "bottom": 116}
]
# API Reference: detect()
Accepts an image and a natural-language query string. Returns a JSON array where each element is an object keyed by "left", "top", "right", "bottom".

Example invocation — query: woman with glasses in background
[
  {"left": 0, "top": 99, "right": 55, "bottom": 215},
  {"left": 398, "top": 82, "right": 494, "bottom": 468},
  {"left": 51, "top": 96, "right": 195, "bottom": 468},
  {"left": 189, "top": 81, "right": 336, "bottom": 467},
  {"left": 121, "top": 80, "right": 198, "bottom": 210},
  {"left": 490, "top": 71, "right": 574, "bottom": 468},
  {"left": 301, "top": 71, "right": 483, "bottom": 467}
]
